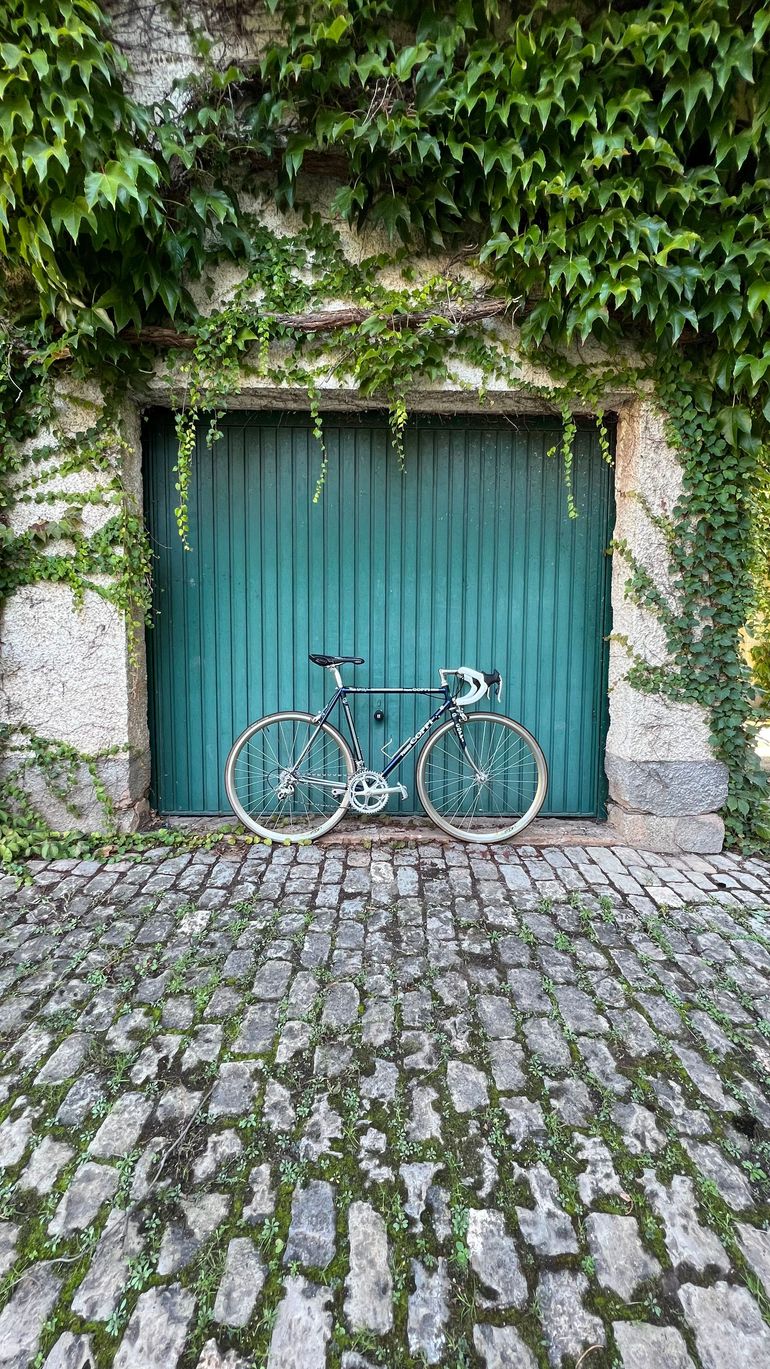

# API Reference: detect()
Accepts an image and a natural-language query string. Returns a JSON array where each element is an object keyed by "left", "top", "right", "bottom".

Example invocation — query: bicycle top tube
[{"left": 342, "top": 686, "right": 449, "bottom": 695}]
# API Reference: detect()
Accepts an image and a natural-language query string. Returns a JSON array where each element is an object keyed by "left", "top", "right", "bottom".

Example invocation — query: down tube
[{"left": 381, "top": 697, "right": 453, "bottom": 778}]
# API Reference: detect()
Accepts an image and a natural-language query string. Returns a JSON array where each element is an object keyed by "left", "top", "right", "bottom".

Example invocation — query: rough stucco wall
[
  {"left": 2, "top": 586, "right": 131, "bottom": 754},
  {"left": 1, "top": 5, "right": 727, "bottom": 849},
  {"left": 605, "top": 403, "right": 728, "bottom": 853},
  {"left": 1, "top": 385, "right": 150, "bottom": 831},
  {"left": 103, "top": 0, "right": 280, "bottom": 104}
]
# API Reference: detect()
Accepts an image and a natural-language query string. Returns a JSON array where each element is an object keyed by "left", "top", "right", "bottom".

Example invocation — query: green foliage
[
  {"left": 615, "top": 353, "right": 770, "bottom": 844},
  {"left": 0, "top": 724, "right": 120, "bottom": 866},
  {"left": 0, "top": 396, "right": 152, "bottom": 660},
  {"left": 0, "top": 721, "right": 236, "bottom": 871},
  {"left": 0, "top": 0, "right": 246, "bottom": 348},
  {"left": 0, "top": 0, "right": 768, "bottom": 850},
  {"left": 0, "top": 380, "right": 153, "bottom": 860},
  {"left": 166, "top": 221, "right": 488, "bottom": 527},
  {"left": 749, "top": 443, "right": 770, "bottom": 696},
  {"left": 250, "top": 0, "right": 770, "bottom": 395}
]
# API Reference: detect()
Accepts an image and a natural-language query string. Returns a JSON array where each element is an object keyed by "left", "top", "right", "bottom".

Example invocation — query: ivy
[
  {"left": 750, "top": 441, "right": 770, "bottom": 696},
  {"left": 615, "top": 352, "right": 770, "bottom": 844},
  {"left": 0, "top": 725, "right": 237, "bottom": 872},
  {"left": 0, "top": 0, "right": 250, "bottom": 354},
  {"left": 1, "top": 0, "right": 769, "bottom": 854},
  {"left": 250, "top": 0, "right": 770, "bottom": 397}
]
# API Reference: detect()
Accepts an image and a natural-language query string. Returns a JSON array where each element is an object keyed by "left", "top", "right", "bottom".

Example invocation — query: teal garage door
[{"left": 144, "top": 411, "right": 614, "bottom": 817}]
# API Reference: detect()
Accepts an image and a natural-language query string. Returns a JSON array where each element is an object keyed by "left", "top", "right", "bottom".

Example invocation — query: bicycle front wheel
[
  {"left": 416, "top": 712, "right": 548, "bottom": 843},
  {"left": 225, "top": 711, "right": 355, "bottom": 842}
]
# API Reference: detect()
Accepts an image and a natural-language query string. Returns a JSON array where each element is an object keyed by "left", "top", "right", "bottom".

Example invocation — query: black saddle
[{"left": 309, "top": 654, "right": 365, "bottom": 667}]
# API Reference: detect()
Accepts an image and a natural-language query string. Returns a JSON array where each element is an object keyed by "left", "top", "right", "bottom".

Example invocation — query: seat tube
[{"left": 337, "top": 684, "right": 364, "bottom": 765}]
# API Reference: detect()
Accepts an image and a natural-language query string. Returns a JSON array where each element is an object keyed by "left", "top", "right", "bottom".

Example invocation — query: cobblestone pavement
[{"left": 1, "top": 840, "right": 770, "bottom": 1368}]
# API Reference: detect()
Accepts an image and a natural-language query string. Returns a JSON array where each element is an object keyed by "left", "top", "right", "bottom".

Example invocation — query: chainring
[{"left": 348, "top": 769, "right": 390, "bottom": 814}]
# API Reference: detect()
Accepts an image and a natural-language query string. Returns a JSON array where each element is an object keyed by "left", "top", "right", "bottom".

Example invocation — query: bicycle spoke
[
  {"left": 419, "top": 715, "right": 546, "bottom": 840},
  {"left": 227, "top": 714, "right": 351, "bottom": 839}
]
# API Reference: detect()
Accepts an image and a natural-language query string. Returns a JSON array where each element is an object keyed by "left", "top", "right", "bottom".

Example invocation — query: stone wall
[
  {"left": 604, "top": 404, "right": 727, "bottom": 853},
  {"left": 0, "top": 3, "right": 729, "bottom": 851},
  {"left": 2, "top": 366, "right": 728, "bottom": 850},
  {"left": 0, "top": 387, "right": 150, "bottom": 831}
]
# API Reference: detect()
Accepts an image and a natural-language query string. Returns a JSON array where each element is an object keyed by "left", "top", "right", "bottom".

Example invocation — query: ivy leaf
[
  {"left": 22, "top": 137, "right": 58, "bottom": 181},
  {"left": 0, "top": 43, "right": 24, "bottom": 70},
  {"left": 315, "top": 14, "right": 350, "bottom": 44},
  {"left": 392, "top": 45, "right": 431, "bottom": 81},
  {"left": 284, "top": 135, "right": 313, "bottom": 179},
  {"left": 189, "top": 185, "right": 233, "bottom": 223},
  {"left": 49, "top": 196, "right": 97, "bottom": 241},
  {"left": 0, "top": 90, "right": 33, "bottom": 140},
  {"left": 29, "top": 49, "right": 50, "bottom": 79},
  {"left": 370, "top": 195, "right": 411, "bottom": 240},
  {"left": 654, "top": 232, "right": 701, "bottom": 264},
  {"left": 479, "top": 232, "right": 513, "bottom": 262},
  {"left": 83, "top": 162, "right": 141, "bottom": 209},
  {"left": 719, "top": 405, "right": 753, "bottom": 447},
  {"left": 747, "top": 282, "right": 770, "bottom": 316},
  {"left": 331, "top": 183, "right": 366, "bottom": 218}
]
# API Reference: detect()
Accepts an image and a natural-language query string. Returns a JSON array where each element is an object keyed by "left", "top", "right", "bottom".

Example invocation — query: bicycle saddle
[{"left": 309, "top": 654, "right": 365, "bottom": 667}]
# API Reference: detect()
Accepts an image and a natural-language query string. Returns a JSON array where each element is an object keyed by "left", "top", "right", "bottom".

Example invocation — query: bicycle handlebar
[{"left": 439, "top": 666, "right": 503, "bottom": 705}]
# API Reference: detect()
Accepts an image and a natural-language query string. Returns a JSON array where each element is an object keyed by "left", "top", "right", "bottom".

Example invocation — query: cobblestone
[
  {"left": 0, "top": 1264, "right": 62, "bottom": 1367},
  {"left": 267, "top": 1277, "right": 332, "bottom": 1369},
  {"left": 284, "top": 1180, "right": 336, "bottom": 1270},
  {"left": 643, "top": 1172, "right": 731, "bottom": 1274},
  {"left": 466, "top": 1207, "right": 527, "bottom": 1307},
  {"left": 212, "top": 1237, "right": 265, "bottom": 1328},
  {"left": 678, "top": 1280, "right": 770, "bottom": 1367},
  {"left": 407, "top": 1258, "right": 450, "bottom": 1365},
  {"left": 613, "top": 1321, "right": 696, "bottom": 1369},
  {"left": 537, "top": 1269, "right": 606, "bottom": 1366},
  {"left": 0, "top": 839, "right": 767, "bottom": 1367},
  {"left": 344, "top": 1201, "right": 393, "bottom": 1334},
  {"left": 586, "top": 1212, "right": 661, "bottom": 1299},
  {"left": 113, "top": 1285, "right": 195, "bottom": 1369}
]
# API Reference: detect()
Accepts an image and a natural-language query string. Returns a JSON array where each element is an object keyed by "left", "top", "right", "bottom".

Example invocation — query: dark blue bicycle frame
[{"left": 314, "top": 685, "right": 463, "bottom": 777}]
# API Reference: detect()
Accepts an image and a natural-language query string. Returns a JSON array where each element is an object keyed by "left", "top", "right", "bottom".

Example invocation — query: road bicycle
[{"left": 225, "top": 655, "right": 548, "bottom": 844}]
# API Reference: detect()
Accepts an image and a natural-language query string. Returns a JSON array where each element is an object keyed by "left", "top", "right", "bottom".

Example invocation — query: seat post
[{"left": 329, "top": 666, "right": 344, "bottom": 689}]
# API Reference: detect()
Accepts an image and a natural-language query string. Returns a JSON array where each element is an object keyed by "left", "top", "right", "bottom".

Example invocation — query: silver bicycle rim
[
  {"left": 224, "top": 711, "right": 355, "bottom": 843},
  {"left": 416, "top": 711, "right": 548, "bottom": 843}
]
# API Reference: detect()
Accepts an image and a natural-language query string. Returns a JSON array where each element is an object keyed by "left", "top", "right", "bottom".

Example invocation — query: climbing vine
[
  {"left": 615, "top": 353, "right": 769, "bottom": 841},
  {"left": 1, "top": 0, "right": 769, "bottom": 856}
]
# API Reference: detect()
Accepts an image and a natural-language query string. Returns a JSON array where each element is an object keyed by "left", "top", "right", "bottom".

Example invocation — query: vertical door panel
[{"left": 145, "top": 412, "right": 614, "bottom": 816}]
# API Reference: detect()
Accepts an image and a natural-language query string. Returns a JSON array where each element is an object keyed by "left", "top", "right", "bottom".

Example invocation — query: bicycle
[{"left": 225, "top": 655, "right": 548, "bottom": 844}]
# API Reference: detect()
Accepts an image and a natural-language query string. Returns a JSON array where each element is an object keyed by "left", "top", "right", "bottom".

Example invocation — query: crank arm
[{"left": 331, "top": 782, "right": 409, "bottom": 799}]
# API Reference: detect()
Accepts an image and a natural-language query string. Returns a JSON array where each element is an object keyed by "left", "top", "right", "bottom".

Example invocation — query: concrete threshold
[{"left": 156, "top": 814, "right": 617, "bottom": 848}]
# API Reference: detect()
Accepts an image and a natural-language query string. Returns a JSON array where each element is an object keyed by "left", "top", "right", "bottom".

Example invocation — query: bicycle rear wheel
[
  {"left": 416, "top": 711, "right": 547, "bottom": 843},
  {"left": 225, "top": 711, "right": 355, "bottom": 842}
]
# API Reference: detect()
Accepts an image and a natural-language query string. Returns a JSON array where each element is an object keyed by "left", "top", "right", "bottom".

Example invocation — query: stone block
[
  {"left": 607, "top": 803, "right": 724, "bottom": 855},
  {"left": 606, "top": 756, "right": 728, "bottom": 816}
]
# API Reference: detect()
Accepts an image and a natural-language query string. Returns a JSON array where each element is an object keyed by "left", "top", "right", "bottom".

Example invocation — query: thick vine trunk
[{"left": 124, "top": 296, "right": 508, "bottom": 350}]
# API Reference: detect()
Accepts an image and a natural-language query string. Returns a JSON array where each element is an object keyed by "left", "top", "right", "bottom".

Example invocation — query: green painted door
[{"left": 144, "top": 411, "right": 614, "bottom": 817}]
